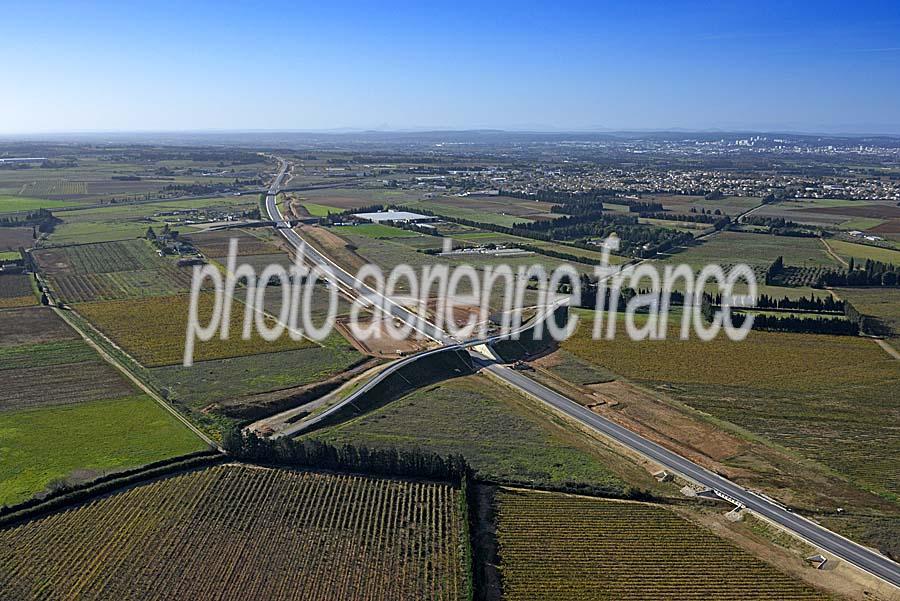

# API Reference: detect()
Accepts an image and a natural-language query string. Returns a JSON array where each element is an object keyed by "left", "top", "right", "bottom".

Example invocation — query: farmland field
[
  {"left": 340, "top": 222, "right": 423, "bottom": 238},
  {"left": 0, "top": 395, "right": 206, "bottom": 506},
  {"left": 0, "top": 353, "right": 136, "bottom": 412},
  {"left": 0, "top": 274, "right": 37, "bottom": 307},
  {"left": 0, "top": 155, "right": 272, "bottom": 205},
  {"left": 34, "top": 239, "right": 196, "bottom": 302},
  {"left": 495, "top": 488, "right": 826, "bottom": 600},
  {"left": 39, "top": 196, "right": 260, "bottom": 246},
  {"left": 77, "top": 293, "right": 317, "bottom": 367},
  {"left": 18, "top": 179, "right": 88, "bottom": 197},
  {"left": 187, "top": 228, "right": 282, "bottom": 257},
  {"left": 0, "top": 195, "right": 72, "bottom": 213},
  {"left": 0, "top": 306, "right": 78, "bottom": 346},
  {"left": 662, "top": 231, "right": 838, "bottom": 268},
  {"left": 149, "top": 338, "right": 364, "bottom": 407},
  {"left": 650, "top": 194, "right": 762, "bottom": 217},
  {"left": 0, "top": 227, "right": 34, "bottom": 250},
  {"left": 310, "top": 374, "right": 649, "bottom": 493},
  {"left": 35, "top": 239, "right": 162, "bottom": 274},
  {"left": 827, "top": 239, "right": 900, "bottom": 264},
  {"left": 837, "top": 287, "right": 900, "bottom": 335},
  {"left": 301, "top": 201, "right": 342, "bottom": 216},
  {"left": 753, "top": 199, "right": 900, "bottom": 227},
  {"left": 562, "top": 315, "right": 900, "bottom": 498},
  {"left": 405, "top": 199, "right": 533, "bottom": 226},
  {"left": 0, "top": 465, "right": 467, "bottom": 600},
  {"left": 43, "top": 220, "right": 174, "bottom": 246}
]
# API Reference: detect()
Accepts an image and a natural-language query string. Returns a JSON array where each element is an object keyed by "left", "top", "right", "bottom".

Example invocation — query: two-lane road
[
  {"left": 263, "top": 158, "right": 900, "bottom": 589},
  {"left": 486, "top": 362, "right": 900, "bottom": 588}
]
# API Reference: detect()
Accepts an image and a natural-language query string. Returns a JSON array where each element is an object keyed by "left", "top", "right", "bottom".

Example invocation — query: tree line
[
  {"left": 714, "top": 292, "right": 844, "bottom": 313},
  {"left": 223, "top": 431, "right": 471, "bottom": 484},
  {"left": 817, "top": 257, "right": 899, "bottom": 287},
  {"left": 734, "top": 312, "right": 859, "bottom": 336}
]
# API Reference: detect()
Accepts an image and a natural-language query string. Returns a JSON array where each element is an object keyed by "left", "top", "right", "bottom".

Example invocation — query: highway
[{"left": 263, "top": 158, "right": 900, "bottom": 589}]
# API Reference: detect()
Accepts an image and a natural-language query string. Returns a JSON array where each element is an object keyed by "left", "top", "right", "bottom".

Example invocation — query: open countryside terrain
[
  {"left": 76, "top": 293, "right": 317, "bottom": 367},
  {"left": 0, "top": 273, "right": 38, "bottom": 308},
  {"left": 0, "top": 465, "right": 467, "bottom": 601},
  {"left": 34, "top": 239, "right": 196, "bottom": 303},
  {"left": 495, "top": 488, "right": 827, "bottom": 601},
  {"left": 562, "top": 313, "right": 900, "bottom": 501},
  {"left": 309, "top": 374, "right": 660, "bottom": 495},
  {"left": 0, "top": 306, "right": 205, "bottom": 506}
]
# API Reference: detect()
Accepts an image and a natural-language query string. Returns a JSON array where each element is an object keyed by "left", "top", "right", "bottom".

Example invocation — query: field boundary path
[
  {"left": 820, "top": 237, "right": 849, "bottom": 267},
  {"left": 874, "top": 338, "right": 900, "bottom": 360},
  {"left": 263, "top": 158, "right": 900, "bottom": 589}
]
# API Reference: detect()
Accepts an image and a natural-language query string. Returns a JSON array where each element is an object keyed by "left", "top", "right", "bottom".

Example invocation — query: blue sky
[{"left": 2, "top": 0, "right": 899, "bottom": 134}]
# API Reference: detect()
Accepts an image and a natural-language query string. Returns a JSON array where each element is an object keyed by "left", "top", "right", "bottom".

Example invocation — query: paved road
[
  {"left": 263, "top": 158, "right": 900, "bottom": 589},
  {"left": 484, "top": 362, "right": 900, "bottom": 588}
]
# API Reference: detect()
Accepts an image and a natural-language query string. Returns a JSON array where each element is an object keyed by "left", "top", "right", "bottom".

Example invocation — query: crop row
[
  {"left": 50, "top": 266, "right": 194, "bottom": 303},
  {"left": 0, "top": 465, "right": 467, "bottom": 600},
  {"left": 36, "top": 240, "right": 164, "bottom": 276},
  {"left": 76, "top": 293, "right": 316, "bottom": 367},
  {"left": 495, "top": 489, "right": 826, "bottom": 601},
  {"left": 19, "top": 180, "right": 88, "bottom": 197}
]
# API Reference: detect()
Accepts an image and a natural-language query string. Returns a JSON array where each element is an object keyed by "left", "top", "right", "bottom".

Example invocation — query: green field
[
  {"left": 0, "top": 395, "right": 205, "bottom": 506},
  {"left": 335, "top": 223, "right": 423, "bottom": 238},
  {"left": 0, "top": 195, "right": 72, "bottom": 213},
  {"left": 42, "top": 195, "right": 255, "bottom": 246},
  {"left": 496, "top": 488, "right": 826, "bottom": 601},
  {"left": 662, "top": 231, "right": 838, "bottom": 268},
  {"left": 0, "top": 251, "right": 20, "bottom": 261},
  {"left": 828, "top": 239, "right": 900, "bottom": 264},
  {"left": 301, "top": 202, "right": 342, "bottom": 216},
  {"left": 310, "top": 374, "right": 647, "bottom": 493},
  {"left": 837, "top": 217, "right": 886, "bottom": 231},
  {"left": 46, "top": 220, "right": 180, "bottom": 245}
]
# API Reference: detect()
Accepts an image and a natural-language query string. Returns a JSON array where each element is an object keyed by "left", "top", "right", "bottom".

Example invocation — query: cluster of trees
[
  {"left": 744, "top": 216, "right": 799, "bottom": 229},
  {"left": 742, "top": 215, "right": 817, "bottom": 237},
  {"left": 40, "top": 159, "right": 78, "bottom": 169},
  {"left": 161, "top": 182, "right": 240, "bottom": 196},
  {"left": 514, "top": 211, "right": 692, "bottom": 255},
  {"left": 499, "top": 189, "right": 616, "bottom": 204},
  {"left": 0, "top": 208, "right": 60, "bottom": 233},
  {"left": 394, "top": 204, "right": 691, "bottom": 258},
  {"left": 603, "top": 198, "right": 665, "bottom": 213},
  {"left": 720, "top": 292, "right": 844, "bottom": 313},
  {"left": 642, "top": 211, "right": 724, "bottom": 224},
  {"left": 734, "top": 312, "right": 859, "bottom": 336},
  {"left": 765, "top": 256, "right": 784, "bottom": 285},
  {"left": 817, "top": 258, "right": 900, "bottom": 287},
  {"left": 223, "top": 432, "right": 471, "bottom": 483},
  {"left": 549, "top": 198, "right": 605, "bottom": 215}
]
